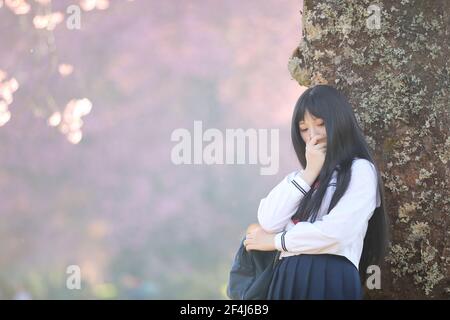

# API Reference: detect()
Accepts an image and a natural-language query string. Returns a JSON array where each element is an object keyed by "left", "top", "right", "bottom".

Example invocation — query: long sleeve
[
  {"left": 257, "top": 169, "right": 312, "bottom": 233},
  {"left": 274, "top": 159, "right": 380, "bottom": 254}
]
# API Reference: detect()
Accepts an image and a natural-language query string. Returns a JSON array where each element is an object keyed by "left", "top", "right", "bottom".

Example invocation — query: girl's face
[{"left": 299, "top": 110, "right": 327, "bottom": 145}]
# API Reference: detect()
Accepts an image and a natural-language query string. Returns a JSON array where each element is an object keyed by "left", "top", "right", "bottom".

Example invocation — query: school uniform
[{"left": 257, "top": 158, "right": 381, "bottom": 300}]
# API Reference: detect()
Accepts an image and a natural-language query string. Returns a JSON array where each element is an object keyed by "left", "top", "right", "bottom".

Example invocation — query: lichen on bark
[{"left": 289, "top": 0, "right": 449, "bottom": 298}]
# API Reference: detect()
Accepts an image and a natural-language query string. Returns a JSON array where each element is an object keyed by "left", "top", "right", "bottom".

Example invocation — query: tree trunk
[{"left": 288, "top": 0, "right": 449, "bottom": 299}]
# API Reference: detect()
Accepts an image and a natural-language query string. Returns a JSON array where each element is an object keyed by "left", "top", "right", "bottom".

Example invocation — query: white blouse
[{"left": 257, "top": 158, "right": 381, "bottom": 270}]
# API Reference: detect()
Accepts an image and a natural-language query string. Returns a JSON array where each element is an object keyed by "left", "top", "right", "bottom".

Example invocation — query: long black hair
[{"left": 290, "top": 84, "right": 389, "bottom": 284}]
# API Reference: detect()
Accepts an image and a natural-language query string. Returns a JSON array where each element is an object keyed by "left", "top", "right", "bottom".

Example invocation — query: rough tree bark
[{"left": 288, "top": 0, "right": 449, "bottom": 298}]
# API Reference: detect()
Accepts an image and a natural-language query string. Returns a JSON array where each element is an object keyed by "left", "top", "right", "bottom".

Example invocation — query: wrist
[{"left": 300, "top": 169, "right": 318, "bottom": 187}]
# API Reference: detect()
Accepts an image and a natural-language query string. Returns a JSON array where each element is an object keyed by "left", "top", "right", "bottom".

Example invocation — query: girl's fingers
[
  {"left": 308, "top": 135, "right": 325, "bottom": 147},
  {"left": 307, "top": 135, "right": 319, "bottom": 146},
  {"left": 311, "top": 145, "right": 327, "bottom": 153},
  {"left": 312, "top": 142, "right": 327, "bottom": 148}
]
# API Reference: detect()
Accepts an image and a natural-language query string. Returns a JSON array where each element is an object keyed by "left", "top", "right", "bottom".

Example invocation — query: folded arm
[
  {"left": 273, "top": 159, "right": 380, "bottom": 254},
  {"left": 257, "top": 169, "right": 311, "bottom": 233}
]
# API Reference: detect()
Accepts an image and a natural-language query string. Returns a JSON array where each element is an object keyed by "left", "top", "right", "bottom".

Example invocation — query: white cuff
[
  {"left": 290, "top": 171, "right": 312, "bottom": 196},
  {"left": 274, "top": 231, "right": 287, "bottom": 252}
]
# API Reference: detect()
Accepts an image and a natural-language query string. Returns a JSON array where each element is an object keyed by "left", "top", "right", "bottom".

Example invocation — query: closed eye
[{"left": 300, "top": 123, "right": 324, "bottom": 132}]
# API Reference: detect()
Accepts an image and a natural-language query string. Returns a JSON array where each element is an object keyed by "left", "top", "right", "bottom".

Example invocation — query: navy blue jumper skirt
[{"left": 266, "top": 252, "right": 363, "bottom": 300}]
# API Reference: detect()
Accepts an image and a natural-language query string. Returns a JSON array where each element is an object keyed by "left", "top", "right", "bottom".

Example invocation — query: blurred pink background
[{"left": 0, "top": 0, "right": 304, "bottom": 299}]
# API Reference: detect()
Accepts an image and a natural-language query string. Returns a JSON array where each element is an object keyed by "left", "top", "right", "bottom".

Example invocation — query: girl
[{"left": 243, "top": 84, "right": 389, "bottom": 300}]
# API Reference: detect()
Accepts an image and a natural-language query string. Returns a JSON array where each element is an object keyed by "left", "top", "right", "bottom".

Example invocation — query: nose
[{"left": 309, "top": 128, "right": 319, "bottom": 139}]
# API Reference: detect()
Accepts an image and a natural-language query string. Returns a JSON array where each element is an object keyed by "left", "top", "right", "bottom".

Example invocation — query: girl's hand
[
  {"left": 305, "top": 134, "right": 327, "bottom": 177},
  {"left": 243, "top": 223, "right": 277, "bottom": 252}
]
